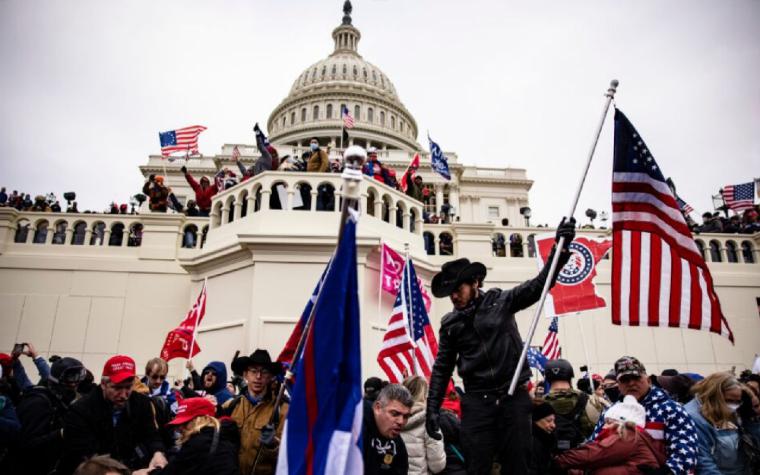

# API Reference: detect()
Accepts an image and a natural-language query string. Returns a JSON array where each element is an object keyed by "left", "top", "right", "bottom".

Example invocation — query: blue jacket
[
  {"left": 591, "top": 386, "right": 698, "bottom": 475},
  {"left": 202, "top": 362, "right": 233, "bottom": 406},
  {"left": 684, "top": 398, "right": 748, "bottom": 475}
]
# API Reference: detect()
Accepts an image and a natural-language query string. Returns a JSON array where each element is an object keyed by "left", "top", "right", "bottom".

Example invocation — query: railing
[{"left": 208, "top": 170, "right": 425, "bottom": 235}]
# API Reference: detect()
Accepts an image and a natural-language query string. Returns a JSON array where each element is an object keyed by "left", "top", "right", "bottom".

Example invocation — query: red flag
[
  {"left": 535, "top": 235, "right": 611, "bottom": 315},
  {"left": 380, "top": 243, "right": 432, "bottom": 312},
  {"left": 399, "top": 153, "right": 420, "bottom": 192},
  {"left": 160, "top": 283, "right": 207, "bottom": 361}
]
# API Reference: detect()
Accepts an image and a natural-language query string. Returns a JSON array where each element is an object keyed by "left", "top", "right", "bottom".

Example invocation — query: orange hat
[{"left": 154, "top": 176, "right": 164, "bottom": 184}]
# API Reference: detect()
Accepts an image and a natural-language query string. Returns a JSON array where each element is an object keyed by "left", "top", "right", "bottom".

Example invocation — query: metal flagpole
[
  {"left": 250, "top": 147, "right": 366, "bottom": 475},
  {"left": 184, "top": 277, "right": 206, "bottom": 381},
  {"left": 404, "top": 242, "right": 418, "bottom": 375},
  {"left": 576, "top": 314, "right": 595, "bottom": 394},
  {"left": 509, "top": 79, "right": 619, "bottom": 396}
]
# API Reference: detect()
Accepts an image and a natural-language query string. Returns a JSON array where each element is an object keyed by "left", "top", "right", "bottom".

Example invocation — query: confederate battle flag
[
  {"left": 535, "top": 235, "right": 611, "bottom": 315},
  {"left": 160, "top": 282, "right": 207, "bottom": 361}
]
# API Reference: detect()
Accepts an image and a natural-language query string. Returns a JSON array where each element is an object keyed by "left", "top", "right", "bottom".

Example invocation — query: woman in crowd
[
  {"left": 685, "top": 372, "right": 752, "bottom": 474},
  {"left": 554, "top": 395, "right": 663, "bottom": 474},
  {"left": 529, "top": 401, "right": 557, "bottom": 475},
  {"left": 133, "top": 397, "right": 239, "bottom": 475},
  {"left": 401, "top": 375, "right": 447, "bottom": 475}
]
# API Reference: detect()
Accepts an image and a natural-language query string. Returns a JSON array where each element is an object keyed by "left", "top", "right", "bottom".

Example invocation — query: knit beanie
[
  {"left": 604, "top": 395, "right": 646, "bottom": 428},
  {"left": 532, "top": 402, "right": 556, "bottom": 422}
]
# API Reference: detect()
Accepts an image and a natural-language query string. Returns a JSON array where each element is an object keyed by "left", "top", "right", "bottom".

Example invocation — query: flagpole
[
  {"left": 404, "top": 242, "right": 418, "bottom": 375},
  {"left": 250, "top": 147, "right": 366, "bottom": 475},
  {"left": 576, "top": 314, "right": 595, "bottom": 395},
  {"left": 509, "top": 79, "right": 619, "bottom": 396},
  {"left": 185, "top": 278, "right": 206, "bottom": 381},
  {"left": 378, "top": 240, "right": 384, "bottom": 324}
]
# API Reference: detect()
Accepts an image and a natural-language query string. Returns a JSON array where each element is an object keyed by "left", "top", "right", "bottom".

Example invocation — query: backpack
[{"left": 552, "top": 391, "right": 589, "bottom": 451}]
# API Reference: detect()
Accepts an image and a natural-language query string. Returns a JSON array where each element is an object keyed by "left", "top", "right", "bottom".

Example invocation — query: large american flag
[
  {"left": 611, "top": 109, "right": 733, "bottom": 342},
  {"left": 341, "top": 105, "right": 355, "bottom": 129},
  {"left": 377, "top": 258, "right": 438, "bottom": 383},
  {"left": 721, "top": 182, "right": 755, "bottom": 213},
  {"left": 159, "top": 125, "right": 207, "bottom": 157},
  {"left": 541, "top": 317, "right": 561, "bottom": 360}
]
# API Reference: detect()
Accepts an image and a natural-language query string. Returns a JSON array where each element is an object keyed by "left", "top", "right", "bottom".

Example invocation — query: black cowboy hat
[
  {"left": 231, "top": 349, "right": 283, "bottom": 376},
  {"left": 431, "top": 258, "right": 487, "bottom": 298}
]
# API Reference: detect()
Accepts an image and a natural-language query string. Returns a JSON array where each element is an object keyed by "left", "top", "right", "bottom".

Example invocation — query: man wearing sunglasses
[
  {"left": 6, "top": 357, "right": 86, "bottom": 474},
  {"left": 589, "top": 356, "right": 698, "bottom": 475}
]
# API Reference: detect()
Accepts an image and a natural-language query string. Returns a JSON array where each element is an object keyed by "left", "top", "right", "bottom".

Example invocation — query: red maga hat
[
  {"left": 167, "top": 397, "right": 216, "bottom": 426},
  {"left": 102, "top": 355, "right": 136, "bottom": 384}
]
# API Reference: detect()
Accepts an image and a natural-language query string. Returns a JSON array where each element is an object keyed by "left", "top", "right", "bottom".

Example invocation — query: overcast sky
[{"left": 1, "top": 0, "right": 758, "bottom": 224}]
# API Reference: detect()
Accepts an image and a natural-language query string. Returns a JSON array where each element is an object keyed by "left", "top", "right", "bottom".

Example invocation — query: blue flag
[
  {"left": 277, "top": 216, "right": 363, "bottom": 475},
  {"left": 526, "top": 346, "right": 547, "bottom": 373},
  {"left": 428, "top": 134, "right": 451, "bottom": 180}
]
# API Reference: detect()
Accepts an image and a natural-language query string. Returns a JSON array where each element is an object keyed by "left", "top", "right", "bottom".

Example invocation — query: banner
[
  {"left": 535, "top": 235, "right": 611, "bottom": 316},
  {"left": 380, "top": 243, "right": 431, "bottom": 312},
  {"left": 160, "top": 283, "right": 207, "bottom": 361}
]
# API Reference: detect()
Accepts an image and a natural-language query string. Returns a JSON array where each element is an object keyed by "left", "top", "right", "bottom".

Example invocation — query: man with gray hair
[{"left": 363, "top": 383, "right": 413, "bottom": 474}]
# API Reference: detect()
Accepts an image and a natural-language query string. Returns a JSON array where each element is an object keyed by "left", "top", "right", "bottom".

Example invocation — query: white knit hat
[{"left": 604, "top": 395, "right": 646, "bottom": 428}]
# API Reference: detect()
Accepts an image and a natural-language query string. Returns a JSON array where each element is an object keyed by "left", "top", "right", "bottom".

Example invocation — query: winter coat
[
  {"left": 591, "top": 386, "right": 698, "bottom": 475},
  {"left": 438, "top": 409, "right": 466, "bottom": 475},
  {"left": 142, "top": 181, "right": 169, "bottom": 212},
  {"left": 58, "top": 387, "right": 165, "bottom": 475},
  {"left": 0, "top": 395, "right": 20, "bottom": 453},
  {"left": 184, "top": 172, "right": 218, "bottom": 211},
  {"left": 306, "top": 149, "right": 329, "bottom": 173},
  {"left": 400, "top": 402, "right": 446, "bottom": 474},
  {"left": 544, "top": 388, "right": 599, "bottom": 446},
  {"left": 555, "top": 427, "right": 664, "bottom": 474},
  {"left": 149, "top": 421, "right": 240, "bottom": 475},
  {"left": 5, "top": 384, "right": 70, "bottom": 474},
  {"left": 222, "top": 387, "right": 288, "bottom": 475},
  {"left": 529, "top": 425, "right": 557, "bottom": 475},
  {"left": 427, "top": 248, "right": 571, "bottom": 412},
  {"left": 685, "top": 398, "right": 749, "bottom": 474},
  {"left": 201, "top": 362, "right": 234, "bottom": 406},
  {"left": 363, "top": 401, "right": 409, "bottom": 475}
]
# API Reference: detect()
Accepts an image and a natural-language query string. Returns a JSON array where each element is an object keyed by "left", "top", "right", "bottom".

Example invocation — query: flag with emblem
[
  {"left": 428, "top": 134, "right": 451, "bottom": 181},
  {"left": 159, "top": 125, "right": 206, "bottom": 157},
  {"left": 721, "top": 182, "right": 755, "bottom": 213},
  {"left": 611, "top": 109, "right": 733, "bottom": 342},
  {"left": 378, "top": 258, "right": 438, "bottom": 383},
  {"left": 160, "top": 282, "right": 207, "bottom": 361},
  {"left": 541, "top": 317, "right": 561, "bottom": 360},
  {"left": 535, "top": 234, "right": 611, "bottom": 315}
]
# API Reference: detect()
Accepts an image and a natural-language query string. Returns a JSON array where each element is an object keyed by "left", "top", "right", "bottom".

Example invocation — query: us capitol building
[{"left": 1, "top": 3, "right": 758, "bottom": 381}]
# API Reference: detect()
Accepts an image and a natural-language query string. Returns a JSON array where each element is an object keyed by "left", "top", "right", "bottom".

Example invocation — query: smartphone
[{"left": 11, "top": 342, "right": 28, "bottom": 358}]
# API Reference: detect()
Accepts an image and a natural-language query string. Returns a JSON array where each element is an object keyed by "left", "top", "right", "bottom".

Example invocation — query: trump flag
[
  {"left": 160, "top": 283, "right": 207, "bottom": 361},
  {"left": 535, "top": 235, "right": 611, "bottom": 315},
  {"left": 380, "top": 243, "right": 432, "bottom": 312}
]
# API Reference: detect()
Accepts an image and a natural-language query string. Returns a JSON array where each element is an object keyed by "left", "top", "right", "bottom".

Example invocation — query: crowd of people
[
  {"left": 692, "top": 207, "right": 760, "bottom": 235},
  {"left": 1, "top": 342, "right": 758, "bottom": 475}
]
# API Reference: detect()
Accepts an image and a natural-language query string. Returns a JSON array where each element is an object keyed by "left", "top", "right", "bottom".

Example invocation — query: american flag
[
  {"left": 159, "top": 125, "right": 207, "bottom": 157},
  {"left": 721, "top": 182, "right": 755, "bottom": 213},
  {"left": 341, "top": 105, "right": 355, "bottom": 129},
  {"left": 377, "top": 258, "right": 438, "bottom": 383},
  {"left": 611, "top": 109, "right": 733, "bottom": 342},
  {"left": 232, "top": 145, "right": 241, "bottom": 161},
  {"left": 675, "top": 196, "right": 694, "bottom": 216},
  {"left": 541, "top": 317, "right": 561, "bottom": 360}
]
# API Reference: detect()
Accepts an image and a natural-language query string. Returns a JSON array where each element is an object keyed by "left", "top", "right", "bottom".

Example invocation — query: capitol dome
[{"left": 267, "top": 1, "right": 420, "bottom": 152}]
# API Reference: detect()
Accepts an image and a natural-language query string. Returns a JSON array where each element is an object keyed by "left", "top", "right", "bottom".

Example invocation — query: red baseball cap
[
  {"left": 167, "top": 397, "right": 216, "bottom": 426},
  {"left": 102, "top": 355, "right": 136, "bottom": 384}
]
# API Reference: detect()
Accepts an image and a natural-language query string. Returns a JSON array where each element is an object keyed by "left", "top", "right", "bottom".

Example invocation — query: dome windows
[
  {"left": 354, "top": 105, "right": 361, "bottom": 120},
  {"left": 326, "top": 104, "right": 333, "bottom": 119},
  {"left": 391, "top": 115, "right": 396, "bottom": 129},
  {"left": 321, "top": 66, "right": 326, "bottom": 78},
  {"left": 313, "top": 105, "right": 320, "bottom": 121},
  {"left": 353, "top": 65, "right": 358, "bottom": 78},
  {"left": 380, "top": 111, "right": 385, "bottom": 126},
  {"left": 301, "top": 108, "right": 307, "bottom": 122},
  {"left": 367, "top": 107, "right": 374, "bottom": 123},
  {"left": 331, "top": 64, "right": 337, "bottom": 77},
  {"left": 290, "top": 111, "right": 296, "bottom": 125},
  {"left": 363, "top": 67, "right": 368, "bottom": 79},
  {"left": 343, "top": 64, "right": 347, "bottom": 76}
]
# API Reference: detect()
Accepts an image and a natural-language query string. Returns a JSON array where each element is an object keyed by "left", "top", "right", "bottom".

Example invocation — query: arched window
[
  {"left": 695, "top": 239, "right": 706, "bottom": 260},
  {"left": 353, "top": 65, "right": 358, "bottom": 77},
  {"left": 71, "top": 221, "right": 87, "bottom": 245},
  {"left": 391, "top": 116, "right": 396, "bottom": 129},
  {"left": 410, "top": 208, "right": 418, "bottom": 233},
  {"left": 343, "top": 64, "right": 347, "bottom": 75},
  {"left": 726, "top": 241, "right": 738, "bottom": 263},
  {"left": 182, "top": 225, "right": 198, "bottom": 249},
  {"left": 128, "top": 223, "right": 143, "bottom": 247},
  {"left": 33, "top": 221, "right": 49, "bottom": 244},
  {"left": 367, "top": 107, "right": 374, "bottom": 123},
  {"left": 509, "top": 233, "right": 524, "bottom": 257},
  {"left": 439, "top": 232, "right": 454, "bottom": 256},
  {"left": 354, "top": 105, "right": 361, "bottom": 121},
  {"left": 313, "top": 105, "right": 319, "bottom": 121},
  {"left": 527, "top": 234, "right": 537, "bottom": 258},
  {"left": 492, "top": 233, "right": 506, "bottom": 257},
  {"left": 741, "top": 241, "right": 755, "bottom": 263},
  {"left": 400, "top": 121, "right": 405, "bottom": 133},
  {"left": 372, "top": 70, "right": 377, "bottom": 83},
  {"left": 109, "top": 223, "right": 125, "bottom": 246},
  {"left": 301, "top": 108, "right": 307, "bottom": 122},
  {"left": 326, "top": 104, "right": 333, "bottom": 119},
  {"left": 363, "top": 67, "right": 368, "bottom": 79},
  {"left": 90, "top": 222, "right": 106, "bottom": 245},
  {"left": 316, "top": 183, "right": 335, "bottom": 211},
  {"left": 311, "top": 68, "right": 317, "bottom": 80},
  {"left": 14, "top": 219, "right": 30, "bottom": 243},
  {"left": 52, "top": 222, "right": 67, "bottom": 244},
  {"left": 366, "top": 190, "right": 376, "bottom": 216},
  {"left": 380, "top": 111, "right": 385, "bottom": 126},
  {"left": 332, "top": 64, "right": 337, "bottom": 76},
  {"left": 282, "top": 116, "right": 286, "bottom": 128},
  {"left": 423, "top": 232, "right": 435, "bottom": 255},
  {"left": 321, "top": 66, "right": 326, "bottom": 78},
  {"left": 709, "top": 240, "right": 722, "bottom": 262},
  {"left": 290, "top": 112, "right": 295, "bottom": 125}
]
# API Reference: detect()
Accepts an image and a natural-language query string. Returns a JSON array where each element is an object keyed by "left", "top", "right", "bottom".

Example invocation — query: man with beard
[{"left": 3, "top": 357, "right": 86, "bottom": 474}]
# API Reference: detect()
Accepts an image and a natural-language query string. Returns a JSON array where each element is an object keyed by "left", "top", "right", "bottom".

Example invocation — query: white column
[
  {"left": 435, "top": 185, "right": 444, "bottom": 215},
  {"left": 234, "top": 201, "right": 243, "bottom": 220},
  {"left": 221, "top": 206, "right": 230, "bottom": 224}
]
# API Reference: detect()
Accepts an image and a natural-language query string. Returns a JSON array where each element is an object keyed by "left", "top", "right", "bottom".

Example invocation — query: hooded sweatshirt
[{"left": 202, "top": 362, "right": 233, "bottom": 406}]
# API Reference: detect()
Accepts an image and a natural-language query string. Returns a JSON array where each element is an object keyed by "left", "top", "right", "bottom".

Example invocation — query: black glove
[
  {"left": 149, "top": 174, "right": 155, "bottom": 182},
  {"left": 259, "top": 423, "right": 276, "bottom": 448},
  {"left": 425, "top": 411, "right": 442, "bottom": 440},
  {"left": 555, "top": 217, "right": 576, "bottom": 251},
  {"left": 180, "top": 166, "right": 187, "bottom": 174}
]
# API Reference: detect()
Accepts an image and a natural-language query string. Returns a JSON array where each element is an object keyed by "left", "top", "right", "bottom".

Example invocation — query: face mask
[
  {"left": 310, "top": 143, "right": 319, "bottom": 151},
  {"left": 604, "top": 386, "right": 621, "bottom": 402},
  {"left": 727, "top": 403, "right": 741, "bottom": 413}
]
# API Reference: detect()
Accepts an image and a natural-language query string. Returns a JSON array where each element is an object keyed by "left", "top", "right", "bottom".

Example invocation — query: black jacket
[
  {"left": 427, "top": 248, "right": 570, "bottom": 413},
  {"left": 4, "top": 385, "right": 70, "bottom": 475},
  {"left": 150, "top": 421, "right": 240, "bottom": 475},
  {"left": 529, "top": 424, "right": 558, "bottom": 475},
  {"left": 438, "top": 409, "right": 466, "bottom": 475},
  {"left": 362, "top": 402, "right": 409, "bottom": 475},
  {"left": 58, "top": 388, "right": 165, "bottom": 475}
]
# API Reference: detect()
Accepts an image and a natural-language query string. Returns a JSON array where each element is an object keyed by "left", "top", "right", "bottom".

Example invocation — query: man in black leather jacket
[{"left": 425, "top": 218, "right": 575, "bottom": 474}]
